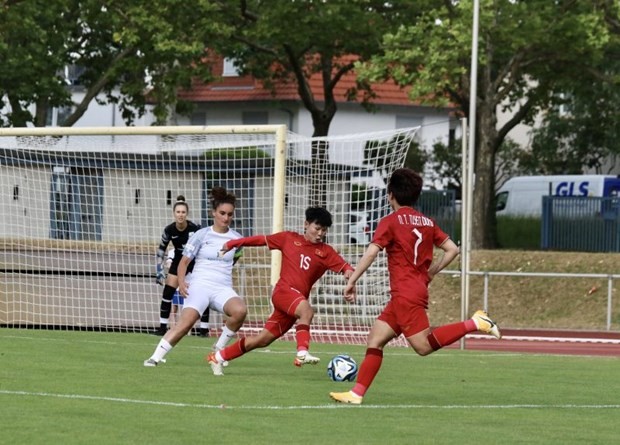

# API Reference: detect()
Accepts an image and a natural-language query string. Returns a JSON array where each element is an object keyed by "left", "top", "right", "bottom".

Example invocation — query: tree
[
  {"left": 0, "top": 0, "right": 226, "bottom": 127},
  {"left": 523, "top": 72, "right": 620, "bottom": 175},
  {"left": 358, "top": 0, "right": 616, "bottom": 248},
  {"left": 211, "top": 0, "right": 426, "bottom": 206},
  {"left": 428, "top": 136, "right": 524, "bottom": 198}
]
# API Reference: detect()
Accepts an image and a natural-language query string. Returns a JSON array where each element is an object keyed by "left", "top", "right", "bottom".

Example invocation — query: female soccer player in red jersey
[
  {"left": 330, "top": 168, "right": 501, "bottom": 405},
  {"left": 207, "top": 207, "right": 354, "bottom": 376}
]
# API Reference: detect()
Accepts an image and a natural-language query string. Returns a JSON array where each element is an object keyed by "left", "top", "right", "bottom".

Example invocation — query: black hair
[
  {"left": 173, "top": 195, "right": 189, "bottom": 212},
  {"left": 387, "top": 168, "right": 423, "bottom": 206},
  {"left": 211, "top": 187, "right": 236, "bottom": 209},
  {"left": 305, "top": 206, "right": 333, "bottom": 227}
]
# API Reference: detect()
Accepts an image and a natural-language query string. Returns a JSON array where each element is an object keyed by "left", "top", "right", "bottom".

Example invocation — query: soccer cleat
[
  {"left": 143, "top": 358, "right": 167, "bottom": 367},
  {"left": 151, "top": 326, "right": 167, "bottom": 336},
  {"left": 198, "top": 328, "right": 210, "bottom": 337},
  {"left": 294, "top": 352, "right": 320, "bottom": 367},
  {"left": 143, "top": 358, "right": 158, "bottom": 367},
  {"left": 206, "top": 352, "right": 224, "bottom": 376},
  {"left": 472, "top": 310, "right": 502, "bottom": 339},
  {"left": 329, "top": 391, "right": 363, "bottom": 405}
]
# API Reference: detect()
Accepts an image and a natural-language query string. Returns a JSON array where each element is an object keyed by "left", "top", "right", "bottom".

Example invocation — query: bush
[{"left": 496, "top": 216, "right": 541, "bottom": 249}]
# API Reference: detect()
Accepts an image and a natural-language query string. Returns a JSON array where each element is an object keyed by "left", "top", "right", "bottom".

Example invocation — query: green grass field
[{"left": 1, "top": 329, "right": 618, "bottom": 445}]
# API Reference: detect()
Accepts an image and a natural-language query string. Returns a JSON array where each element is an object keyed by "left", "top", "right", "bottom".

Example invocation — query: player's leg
[
  {"left": 292, "top": 299, "right": 319, "bottom": 366},
  {"left": 420, "top": 310, "right": 501, "bottom": 354},
  {"left": 198, "top": 307, "right": 210, "bottom": 337},
  {"left": 153, "top": 274, "right": 178, "bottom": 335},
  {"left": 206, "top": 328, "right": 279, "bottom": 376},
  {"left": 144, "top": 307, "right": 200, "bottom": 367},
  {"left": 212, "top": 295, "right": 247, "bottom": 351},
  {"left": 207, "top": 310, "right": 289, "bottom": 375},
  {"left": 205, "top": 289, "right": 248, "bottom": 375},
  {"left": 330, "top": 319, "right": 395, "bottom": 405},
  {"left": 145, "top": 279, "right": 208, "bottom": 367}
]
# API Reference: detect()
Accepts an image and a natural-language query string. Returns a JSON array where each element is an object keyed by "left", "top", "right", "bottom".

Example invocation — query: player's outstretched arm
[{"left": 219, "top": 235, "right": 270, "bottom": 257}]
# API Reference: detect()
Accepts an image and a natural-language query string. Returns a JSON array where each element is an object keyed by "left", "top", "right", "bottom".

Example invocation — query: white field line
[{"left": 1, "top": 390, "right": 619, "bottom": 410}]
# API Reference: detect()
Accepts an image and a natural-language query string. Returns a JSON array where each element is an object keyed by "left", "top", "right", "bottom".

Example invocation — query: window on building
[
  {"left": 242, "top": 111, "right": 268, "bottom": 125},
  {"left": 222, "top": 58, "right": 241, "bottom": 77},
  {"left": 190, "top": 112, "right": 207, "bottom": 125}
]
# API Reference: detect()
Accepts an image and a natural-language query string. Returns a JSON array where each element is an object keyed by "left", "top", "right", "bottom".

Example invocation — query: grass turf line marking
[{"left": 2, "top": 390, "right": 620, "bottom": 410}]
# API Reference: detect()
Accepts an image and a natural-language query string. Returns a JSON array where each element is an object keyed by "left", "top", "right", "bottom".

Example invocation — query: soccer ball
[{"left": 327, "top": 354, "right": 358, "bottom": 382}]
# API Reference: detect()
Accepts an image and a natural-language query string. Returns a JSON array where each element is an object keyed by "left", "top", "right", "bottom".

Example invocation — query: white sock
[
  {"left": 215, "top": 350, "right": 224, "bottom": 363},
  {"left": 151, "top": 339, "right": 172, "bottom": 362},
  {"left": 214, "top": 325, "right": 236, "bottom": 350},
  {"left": 199, "top": 322, "right": 210, "bottom": 329}
]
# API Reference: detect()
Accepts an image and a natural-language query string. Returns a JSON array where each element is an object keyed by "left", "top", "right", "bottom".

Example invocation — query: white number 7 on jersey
[{"left": 412, "top": 228, "right": 422, "bottom": 265}]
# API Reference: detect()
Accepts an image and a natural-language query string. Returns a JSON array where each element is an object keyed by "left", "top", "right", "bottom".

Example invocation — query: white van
[{"left": 495, "top": 175, "right": 620, "bottom": 216}]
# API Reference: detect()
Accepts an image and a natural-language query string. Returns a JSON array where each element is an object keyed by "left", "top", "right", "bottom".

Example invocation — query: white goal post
[{"left": 0, "top": 124, "right": 418, "bottom": 345}]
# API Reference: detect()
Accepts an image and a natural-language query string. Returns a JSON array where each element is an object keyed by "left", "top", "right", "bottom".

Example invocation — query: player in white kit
[{"left": 144, "top": 187, "right": 247, "bottom": 369}]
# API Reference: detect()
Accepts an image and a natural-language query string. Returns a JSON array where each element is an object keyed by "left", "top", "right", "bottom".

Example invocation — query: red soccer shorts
[
  {"left": 264, "top": 285, "right": 306, "bottom": 338},
  {"left": 378, "top": 297, "right": 430, "bottom": 338}
]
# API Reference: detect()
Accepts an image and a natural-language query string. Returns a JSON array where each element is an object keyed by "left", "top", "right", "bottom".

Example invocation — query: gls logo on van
[{"left": 555, "top": 181, "right": 590, "bottom": 196}]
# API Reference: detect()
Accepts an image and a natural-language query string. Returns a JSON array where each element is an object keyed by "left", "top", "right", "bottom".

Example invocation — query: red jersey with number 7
[
  {"left": 372, "top": 207, "right": 450, "bottom": 305},
  {"left": 225, "top": 231, "right": 353, "bottom": 298}
]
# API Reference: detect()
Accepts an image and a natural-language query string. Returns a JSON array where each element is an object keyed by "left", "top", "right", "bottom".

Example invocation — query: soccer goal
[{"left": 0, "top": 125, "right": 417, "bottom": 345}]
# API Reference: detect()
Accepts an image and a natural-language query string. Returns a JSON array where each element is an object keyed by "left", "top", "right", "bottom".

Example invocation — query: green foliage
[
  {"left": 357, "top": 0, "right": 616, "bottom": 248},
  {"left": 211, "top": 1, "right": 426, "bottom": 137},
  {"left": 0, "top": 0, "right": 227, "bottom": 127},
  {"left": 523, "top": 72, "right": 620, "bottom": 174},
  {"left": 428, "top": 137, "right": 525, "bottom": 194},
  {"left": 203, "top": 147, "right": 270, "bottom": 159},
  {"left": 496, "top": 216, "right": 541, "bottom": 250},
  {"left": 364, "top": 134, "right": 426, "bottom": 174}
]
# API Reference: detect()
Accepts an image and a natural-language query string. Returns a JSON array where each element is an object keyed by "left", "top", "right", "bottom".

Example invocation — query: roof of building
[{"left": 177, "top": 55, "right": 420, "bottom": 107}]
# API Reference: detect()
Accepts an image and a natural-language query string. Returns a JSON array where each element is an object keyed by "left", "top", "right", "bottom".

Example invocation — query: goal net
[{"left": 0, "top": 125, "right": 417, "bottom": 345}]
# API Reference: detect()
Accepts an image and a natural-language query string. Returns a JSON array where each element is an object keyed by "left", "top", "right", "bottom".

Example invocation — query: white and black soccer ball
[{"left": 327, "top": 354, "right": 358, "bottom": 382}]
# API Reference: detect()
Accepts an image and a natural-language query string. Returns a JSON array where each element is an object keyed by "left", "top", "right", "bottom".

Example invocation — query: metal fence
[
  {"left": 416, "top": 189, "right": 457, "bottom": 239},
  {"left": 542, "top": 196, "right": 620, "bottom": 252},
  {"left": 464, "top": 270, "right": 620, "bottom": 331}
]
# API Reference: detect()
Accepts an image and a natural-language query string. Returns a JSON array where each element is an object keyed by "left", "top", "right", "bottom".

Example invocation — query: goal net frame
[{"left": 0, "top": 124, "right": 417, "bottom": 346}]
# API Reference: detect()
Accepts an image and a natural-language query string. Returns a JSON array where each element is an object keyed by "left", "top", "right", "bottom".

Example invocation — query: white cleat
[
  {"left": 294, "top": 352, "right": 321, "bottom": 367},
  {"left": 143, "top": 358, "right": 158, "bottom": 367},
  {"left": 206, "top": 352, "right": 224, "bottom": 376}
]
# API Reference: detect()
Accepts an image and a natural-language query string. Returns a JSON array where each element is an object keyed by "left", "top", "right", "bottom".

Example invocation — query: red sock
[
  {"left": 352, "top": 348, "right": 383, "bottom": 397},
  {"left": 295, "top": 324, "right": 310, "bottom": 352},
  {"left": 220, "top": 337, "right": 246, "bottom": 361},
  {"left": 427, "top": 319, "right": 477, "bottom": 351}
]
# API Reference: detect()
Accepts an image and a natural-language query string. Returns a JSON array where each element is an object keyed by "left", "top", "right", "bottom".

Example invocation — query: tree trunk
[
  {"left": 309, "top": 110, "right": 333, "bottom": 208},
  {"left": 471, "top": 105, "right": 499, "bottom": 249}
]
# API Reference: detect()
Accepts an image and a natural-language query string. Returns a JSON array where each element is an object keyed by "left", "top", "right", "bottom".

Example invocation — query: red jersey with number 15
[
  {"left": 226, "top": 231, "right": 353, "bottom": 298},
  {"left": 372, "top": 207, "right": 449, "bottom": 305}
]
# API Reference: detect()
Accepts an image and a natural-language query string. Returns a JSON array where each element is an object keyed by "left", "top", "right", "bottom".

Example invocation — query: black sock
[{"left": 159, "top": 285, "right": 176, "bottom": 322}]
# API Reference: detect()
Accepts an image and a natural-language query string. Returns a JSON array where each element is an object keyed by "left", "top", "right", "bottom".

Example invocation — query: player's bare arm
[
  {"left": 428, "top": 238, "right": 459, "bottom": 281},
  {"left": 177, "top": 255, "right": 191, "bottom": 297},
  {"left": 345, "top": 243, "right": 381, "bottom": 300},
  {"left": 342, "top": 269, "right": 356, "bottom": 303}
]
